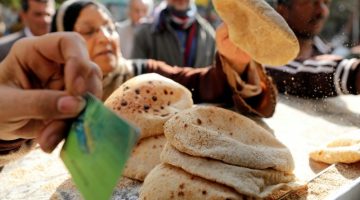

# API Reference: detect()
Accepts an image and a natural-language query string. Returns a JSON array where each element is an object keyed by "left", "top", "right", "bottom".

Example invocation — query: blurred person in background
[
  {"left": 0, "top": 4, "right": 18, "bottom": 35},
  {"left": 265, "top": 0, "right": 360, "bottom": 99},
  {"left": 130, "top": 0, "right": 215, "bottom": 68},
  {"left": 0, "top": 0, "right": 55, "bottom": 61},
  {"left": 117, "top": 0, "right": 154, "bottom": 58},
  {"left": 0, "top": 20, "right": 5, "bottom": 38}
]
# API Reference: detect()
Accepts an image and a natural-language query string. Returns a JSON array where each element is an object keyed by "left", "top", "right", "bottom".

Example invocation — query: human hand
[
  {"left": 0, "top": 32, "right": 102, "bottom": 152},
  {"left": 314, "top": 54, "right": 343, "bottom": 61},
  {"left": 216, "top": 23, "right": 251, "bottom": 74}
]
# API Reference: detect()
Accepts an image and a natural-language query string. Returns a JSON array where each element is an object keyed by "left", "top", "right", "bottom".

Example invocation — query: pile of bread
[
  {"left": 105, "top": 73, "right": 302, "bottom": 199},
  {"left": 141, "top": 105, "right": 303, "bottom": 199},
  {"left": 105, "top": 73, "right": 193, "bottom": 181},
  {"left": 103, "top": 0, "right": 303, "bottom": 197}
]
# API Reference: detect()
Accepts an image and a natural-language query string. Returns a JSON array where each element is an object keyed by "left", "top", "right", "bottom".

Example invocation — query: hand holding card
[{"left": 61, "top": 93, "right": 139, "bottom": 200}]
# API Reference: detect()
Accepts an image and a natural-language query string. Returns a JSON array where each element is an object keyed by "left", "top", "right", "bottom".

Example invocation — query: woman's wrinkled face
[{"left": 74, "top": 5, "right": 121, "bottom": 75}]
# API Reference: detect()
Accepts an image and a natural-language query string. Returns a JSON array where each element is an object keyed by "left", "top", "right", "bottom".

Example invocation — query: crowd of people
[{"left": 1, "top": 0, "right": 360, "bottom": 168}]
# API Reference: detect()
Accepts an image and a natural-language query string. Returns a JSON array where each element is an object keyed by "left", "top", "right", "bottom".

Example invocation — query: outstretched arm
[
  {"left": 142, "top": 25, "right": 277, "bottom": 118},
  {"left": 144, "top": 55, "right": 277, "bottom": 118}
]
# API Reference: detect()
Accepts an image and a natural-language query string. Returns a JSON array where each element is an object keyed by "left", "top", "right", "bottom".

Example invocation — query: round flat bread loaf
[
  {"left": 161, "top": 143, "right": 297, "bottom": 199},
  {"left": 139, "top": 163, "right": 243, "bottom": 200},
  {"left": 310, "top": 133, "right": 360, "bottom": 164},
  {"left": 310, "top": 146, "right": 360, "bottom": 164},
  {"left": 326, "top": 134, "right": 360, "bottom": 147},
  {"left": 123, "top": 135, "right": 166, "bottom": 181},
  {"left": 164, "top": 106, "right": 294, "bottom": 172},
  {"left": 212, "top": 0, "right": 299, "bottom": 65},
  {"left": 105, "top": 73, "right": 193, "bottom": 139}
]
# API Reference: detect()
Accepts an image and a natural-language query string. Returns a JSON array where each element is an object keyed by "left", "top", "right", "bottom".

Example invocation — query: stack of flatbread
[
  {"left": 140, "top": 106, "right": 303, "bottom": 199},
  {"left": 105, "top": 73, "right": 193, "bottom": 181}
]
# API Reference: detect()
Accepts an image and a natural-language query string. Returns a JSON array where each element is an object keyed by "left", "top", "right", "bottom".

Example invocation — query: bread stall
[
  {"left": 1, "top": 94, "right": 360, "bottom": 200},
  {"left": 2, "top": 0, "right": 360, "bottom": 199}
]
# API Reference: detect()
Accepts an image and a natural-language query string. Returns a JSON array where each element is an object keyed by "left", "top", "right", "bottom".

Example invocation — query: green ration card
[{"left": 60, "top": 93, "right": 139, "bottom": 200}]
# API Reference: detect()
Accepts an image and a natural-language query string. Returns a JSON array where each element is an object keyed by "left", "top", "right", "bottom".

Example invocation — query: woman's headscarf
[{"left": 52, "top": 0, "right": 112, "bottom": 32}]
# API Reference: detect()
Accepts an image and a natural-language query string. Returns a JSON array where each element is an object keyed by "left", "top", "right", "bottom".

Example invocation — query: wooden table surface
[{"left": 1, "top": 95, "right": 360, "bottom": 199}]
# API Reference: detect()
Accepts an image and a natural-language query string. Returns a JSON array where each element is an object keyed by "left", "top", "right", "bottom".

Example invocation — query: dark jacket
[
  {"left": 266, "top": 37, "right": 360, "bottom": 99},
  {"left": 0, "top": 30, "right": 26, "bottom": 61},
  {"left": 131, "top": 8, "right": 215, "bottom": 68}
]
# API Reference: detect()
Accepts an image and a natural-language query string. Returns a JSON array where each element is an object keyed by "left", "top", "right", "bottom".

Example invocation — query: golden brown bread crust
[
  {"left": 310, "top": 133, "right": 360, "bottom": 164},
  {"left": 161, "top": 144, "right": 297, "bottom": 199},
  {"left": 212, "top": 0, "right": 299, "bottom": 66},
  {"left": 164, "top": 106, "right": 294, "bottom": 172},
  {"left": 123, "top": 135, "right": 166, "bottom": 181},
  {"left": 140, "top": 106, "right": 302, "bottom": 199},
  {"left": 139, "top": 163, "right": 244, "bottom": 200},
  {"left": 104, "top": 73, "right": 193, "bottom": 139}
]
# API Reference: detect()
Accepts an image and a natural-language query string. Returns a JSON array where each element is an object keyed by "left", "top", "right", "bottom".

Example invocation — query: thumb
[{"left": 0, "top": 87, "right": 86, "bottom": 121}]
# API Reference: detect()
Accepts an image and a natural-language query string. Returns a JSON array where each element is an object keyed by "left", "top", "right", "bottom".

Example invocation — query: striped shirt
[{"left": 266, "top": 37, "right": 360, "bottom": 98}]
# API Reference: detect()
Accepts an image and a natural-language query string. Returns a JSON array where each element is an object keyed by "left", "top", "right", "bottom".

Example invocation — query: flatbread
[
  {"left": 212, "top": 0, "right": 299, "bottom": 65},
  {"left": 310, "top": 133, "right": 360, "bottom": 164},
  {"left": 105, "top": 73, "right": 193, "bottom": 139},
  {"left": 123, "top": 135, "right": 166, "bottom": 181},
  {"left": 326, "top": 133, "right": 360, "bottom": 147},
  {"left": 310, "top": 146, "right": 360, "bottom": 164},
  {"left": 164, "top": 106, "right": 294, "bottom": 172},
  {"left": 139, "top": 163, "right": 243, "bottom": 200},
  {"left": 161, "top": 143, "right": 298, "bottom": 199}
]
